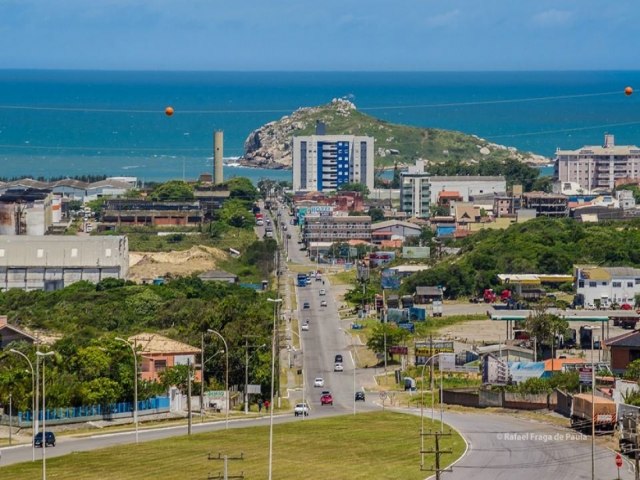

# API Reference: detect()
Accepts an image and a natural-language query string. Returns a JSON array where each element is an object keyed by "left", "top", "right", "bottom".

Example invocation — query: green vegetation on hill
[
  {"left": 0, "top": 278, "right": 276, "bottom": 410},
  {"left": 272, "top": 101, "right": 546, "bottom": 188},
  {"left": 402, "top": 217, "right": 640, "bottom": 298}
]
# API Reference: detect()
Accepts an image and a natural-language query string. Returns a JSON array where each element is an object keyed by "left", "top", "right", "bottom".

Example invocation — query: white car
[
  {"left": 294, "top": 403, "right": 310, "bottom": 417},
  {"left": 334, "top": 363, "right": 344, "bottom": 372},
  {"left": 314, "top": 377, "right": 325, "bottom": 387},
  {"left": 320, "top": 300, "right": 327, "bottom": 307},
  {"left": 302, "top": 322, "right": 309, "bottom": 331},
  {"left": 319, "top": 289, "right": 326, "bottom": 296}
]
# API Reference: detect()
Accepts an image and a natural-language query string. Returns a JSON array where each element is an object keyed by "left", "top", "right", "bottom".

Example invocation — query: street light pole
[
  {"left": 420, "top": 353, "right": 441, "bottom": 469},
  {"left": 207, "top": 329, "right": 229, "bottom": 430},
  {"left": 36, "top": 351, "right": 55, "bottom": 480},
  {"left": 267, "top": 297, "right": 282, "bottom": 480},
  {"left": 116, "top": 337, "right": 138, "bottom": 444},
  {"left": 9, "top": 349, "right": 35, "bottom": 462},
  {"left": 591, "top": 329, "right": 595, "bottom": 480}
]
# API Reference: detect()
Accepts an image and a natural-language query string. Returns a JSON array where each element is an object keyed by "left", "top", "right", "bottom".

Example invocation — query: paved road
[{"left": 425, "top": 410, "right": 635, "bottom": 480}]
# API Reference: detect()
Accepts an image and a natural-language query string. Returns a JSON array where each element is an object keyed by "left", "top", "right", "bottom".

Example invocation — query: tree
[
  {"left": 525, "top": 305, "right": 568, "bottom": 353},
  {"left": 226, "top": 177, "right": 258, "bottom": 204},
  {"left": 219, "top": 199, "right": 254, "bottom": 228},
  {"left": 337, "top": 182, "right": 369, "bottom": 197},
  {"left": 368, "top": 207, "right": 385, "bottom": 222},
  {"left": 366, "top": 323, "right": 410, "bottom": 360},
  {"left": 150, "top": 181, "right": 194, "bottom": 201},
  {"left": 624, "top": 359, "right": 640, "bottom": 381}
]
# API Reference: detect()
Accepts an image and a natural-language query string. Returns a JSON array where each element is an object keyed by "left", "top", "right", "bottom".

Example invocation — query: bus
[{"left": 297, "top": 273, "right": 307, "bottom": 287}]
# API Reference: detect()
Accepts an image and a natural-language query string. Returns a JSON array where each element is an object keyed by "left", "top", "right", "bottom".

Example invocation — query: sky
[{"left": 1, "top": 0, "right": 639, "bottom": 71}]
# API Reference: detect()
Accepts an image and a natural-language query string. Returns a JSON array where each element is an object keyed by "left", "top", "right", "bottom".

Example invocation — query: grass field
[{"left": 1, "top": 412, "right": 465, "bottom": 480}]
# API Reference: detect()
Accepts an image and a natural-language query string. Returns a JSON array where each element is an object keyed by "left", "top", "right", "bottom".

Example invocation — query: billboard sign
[
  {"left": 415, "top": 340, "right": 454, "bottom": 365},
  {"left": 381, "top": 268, "right": 401, "bottom": 289},
  {"left": 388, "top": 346, "right": 409, "bottom": 355},
  {"left": 579, "top": 367, "right": 593, "bottom": 385},
  {"left": 439, "top": 353, "right": 456, "bottom": 371}
]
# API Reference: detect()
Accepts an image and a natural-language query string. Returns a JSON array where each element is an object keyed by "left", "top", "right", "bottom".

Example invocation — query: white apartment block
[
  {"left": 292, "top": 135, "right": 374, "bottom": 192},
  {"left": 400, "top": 160, "right": 431, "bottom": 218},
  {"left": 555, "top": 134, "right": 640, "bottom": 192}
]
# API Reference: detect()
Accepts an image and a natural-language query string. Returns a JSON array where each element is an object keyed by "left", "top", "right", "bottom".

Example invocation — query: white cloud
[
  {"left": 425, "top": 9, "right": 460, "bottom": 28},
  {"left": 532, "top": 9, "right": 572, "bottom": 27}
]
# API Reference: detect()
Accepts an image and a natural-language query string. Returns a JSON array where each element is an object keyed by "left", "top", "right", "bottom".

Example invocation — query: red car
[{"left": 320, "top": 391, "right": 333, "bottom": 406}]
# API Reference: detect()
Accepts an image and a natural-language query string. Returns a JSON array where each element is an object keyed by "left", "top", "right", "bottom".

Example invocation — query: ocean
[{"left": 0, "top": 70, "right": 639, "bottom": 183}]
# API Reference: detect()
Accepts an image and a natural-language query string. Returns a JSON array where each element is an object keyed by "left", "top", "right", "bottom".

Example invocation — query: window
[
  {"left": 628, "top": 282, "right": 634, "bottom": 288},
  {"left": 613, "top": 281, "right": 622, "bottom": 288},
  {"left": 578, "top": 280, "right": 585, "bottom": 288},
  {"left": 589, "top": 281, "right": 597, "bottom": 288},
  {"left": 154, "top": 360, "right": 167, "bottom": 372},
  {"left": 602, "top": 282, "right": 608, "bottom": 286}
]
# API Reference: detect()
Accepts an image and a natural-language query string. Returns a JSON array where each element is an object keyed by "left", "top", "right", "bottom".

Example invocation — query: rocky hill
[{"left": 241, "top": 98, "right": 548, "bottom": 170}]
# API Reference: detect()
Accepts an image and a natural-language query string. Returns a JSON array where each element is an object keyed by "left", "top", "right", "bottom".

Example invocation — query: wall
[
  {"left": 504, "top": 391, "right": 557, "bottom": 410},
  {"left": 442, "top": 388, "right": 479, "bottom": 408}
]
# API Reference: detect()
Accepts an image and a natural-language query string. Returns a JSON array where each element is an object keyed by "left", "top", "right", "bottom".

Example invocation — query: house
[
  {"left": 129, "top": 333, "right": 202, "bottom": 383},
  {"left": 414, "top": 286, "right": 444, "bottom": 304},
  {"left": 522, "top": 192, "right": 568, "bottom": 217},
  {"left": 0, "top": 316, "right": 37, "bottom": 348},
  {"left": 604, "top": 330, "right": 640, "bottom": 374},
  {"left": 101, "top": 199, "right": 205, "bottom": 227},
  {"left": 454, "top": 203, "right": 482, "bottom": 228},
  {"left": 371, "top": 220, "right": 422, "bottom": 245},
  {"left": 437, "top": 191, "right": 463, "bottom": 207},
  {"left": 198, "top": 269, "right": 238, "bottom": 284}
]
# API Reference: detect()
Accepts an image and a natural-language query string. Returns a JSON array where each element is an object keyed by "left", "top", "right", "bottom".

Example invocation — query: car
[
  {"left": 355, "top": 391, "right": 366, "bottom": 402},
  {"left": 314, "top": 377, "right": 325, "bottom": 387},
  {"left": 334, "top": 363, "right": 344, "bottom": 372},
  {"left": 301, "top": 322, "right": 309, "bottom": 331},
  {"left": 315, "top": 275, "right": 322, "bottom": 282},
  {"left": 34, "top": 431, "right": 56, "bottom": 448},
  {"left": 320, "top": 300, "right": 327, "bottom": 307},
  {"left": 303, "top": 302, "right": 310, "bottom": 309},
  {"left": 319, "top": 289, "right": 326, "bottom": 296},
  {"left": 294, "top": 403, "right": 310, "bottom": 416},
  {"left": 320, "top": 391, "right": 333, "bottom": 405},
  {"left": 334, "top": 354, "right": 343, "bottom": 363}
]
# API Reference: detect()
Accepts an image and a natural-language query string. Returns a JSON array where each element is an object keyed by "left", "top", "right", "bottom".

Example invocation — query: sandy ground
[{"left": 128, "top": 246, "right": 228, "bottom": 283}]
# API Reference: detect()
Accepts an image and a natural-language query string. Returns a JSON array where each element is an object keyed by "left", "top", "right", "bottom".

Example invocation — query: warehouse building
[{"left": 0, "top": 236, "right": 129, "bottom": 291}]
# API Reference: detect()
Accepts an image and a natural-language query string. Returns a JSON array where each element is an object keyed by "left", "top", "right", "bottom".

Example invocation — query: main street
[{"left": 1, "top": 198, "right": 636, "bottom": 479}]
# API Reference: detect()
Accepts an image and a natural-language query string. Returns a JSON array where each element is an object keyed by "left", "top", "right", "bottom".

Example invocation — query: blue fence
[{"left": 18, "top": 396, "right": 170, "bottom": 423}]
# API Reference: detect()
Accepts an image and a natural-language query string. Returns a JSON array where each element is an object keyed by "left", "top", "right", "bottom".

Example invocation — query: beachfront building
[
  {"left": 292, "top": 134, "right": 374, "bottom": 192},
  {"left": 400, "top": 160, "right": 431, "bottom": 219},
  {"left": 555, "top": 134, "right": 640, "bottom": 192},
  {"left": 0, "top": 235, "right": 129, "bottom": 291}
]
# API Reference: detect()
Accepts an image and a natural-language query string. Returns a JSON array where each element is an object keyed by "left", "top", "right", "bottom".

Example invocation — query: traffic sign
[
  {"left": 379, "top": 391, "right": 387, "bottom": 401},
  {"left": 615, "top": 453, "right": 623, "bottom": 468}
]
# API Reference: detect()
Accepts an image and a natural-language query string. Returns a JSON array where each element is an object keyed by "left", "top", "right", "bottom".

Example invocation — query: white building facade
[
  {"left": 400, "top": 160, "right": 431, "bottom": 219},
  {"left": 292, "top": 135, "right": 374, "bottom": 192},
  {"left": 575, "top": 266, "right": 640, "bottom": 308},
  {"left": 555, "top": 134, "right": 640, "bottom": 192},
  {"left": 429, "top": 175, "right": 506, "bottom": 204}
]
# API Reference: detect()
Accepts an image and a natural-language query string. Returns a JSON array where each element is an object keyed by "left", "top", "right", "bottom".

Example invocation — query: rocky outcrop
[
  {"left": 240, "top": 99, "right": 356, "bottom": 169},
  {"left": 240, "top": 98, "right": 550, "bottom": 169}
]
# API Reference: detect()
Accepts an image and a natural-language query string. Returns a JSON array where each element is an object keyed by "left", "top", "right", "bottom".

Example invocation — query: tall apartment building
[
  {"left": 555, "top": 134, "right": 640, "bottom": 192},
  {"left": 292, "top": 134, "right": 374, "bottom": 192},
  {"left": 400, "top": 160, "right": 431, "bottom": 219}
]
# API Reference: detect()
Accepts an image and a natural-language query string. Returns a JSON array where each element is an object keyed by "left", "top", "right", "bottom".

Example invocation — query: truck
[
  {"left": 255, "top": 213, "right": 264, "bottom": 226},
  {"left": 432, "top": 300, "right": 443, "bottom": 317},
  {"left": 570, "top": 393, "right": 616, "bottom": 433}
]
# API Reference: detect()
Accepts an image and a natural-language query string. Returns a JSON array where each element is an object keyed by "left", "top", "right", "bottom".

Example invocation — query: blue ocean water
[{"left": 0, "top": 70, "right": 638, "bottom": 182}]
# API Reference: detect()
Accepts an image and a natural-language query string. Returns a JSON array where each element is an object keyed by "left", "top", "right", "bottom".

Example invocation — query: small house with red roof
[
  {"left": 604, "top": 330, "right": 640, "bottom": 374},
  {"left": 129, "top": 333, "right": 202, "bottom": 382}
]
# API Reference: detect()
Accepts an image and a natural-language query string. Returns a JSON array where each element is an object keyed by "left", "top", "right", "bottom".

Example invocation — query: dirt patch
[{"left": 128, "top": 246, "right": 228, "bottom": 283}]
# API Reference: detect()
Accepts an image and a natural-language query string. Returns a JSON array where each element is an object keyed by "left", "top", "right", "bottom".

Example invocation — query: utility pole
[
  {"left": 187, "top": 358, "right": 192, "bottom": 436},
  {"left": 421, "top": 430, "right": 453, "bottom": 479},
  {"left": 201, "top": 332, "right": 205, "bottom": 422}
]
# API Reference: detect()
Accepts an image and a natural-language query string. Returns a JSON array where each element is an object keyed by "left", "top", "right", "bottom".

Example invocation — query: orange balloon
[
  {"left": 625, "top": 86, "right": 633, "bottom": 96},
  {"left": 165, "top": 106, "right": 174, "bottom": 116}
]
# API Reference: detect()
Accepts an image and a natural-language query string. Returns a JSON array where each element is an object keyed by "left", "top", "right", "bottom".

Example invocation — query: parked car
[
  {"left": 320, "top": 300, "right": 327, "bottom": 307},
  {"left": 355, "top": 391, "right": 366, "bottom": 401},
  {"left": 314, "top": 377, "right": 325, "bottom": 387},
  {"left": 319, "top": 289, "right": 326, "bottom": 296},
  {"left": 302, "top": 322, "right": 309, "bottom": 331},
  {"left": 34, "top": 431, "right": 56, "bottom": 448},
  {"left": 294, "top": 403, "right": 310, "bottom": 416},
  {"left": 334, "top": 363, "right": 344, "bottom": 372},
  {"left": 303, "top": 302, "right": 310, "bottom": 309},
  {"left": 335, "top": 354, "right": 343, "bottom": 363},
  {"left": 320, "top": 391, "right": 333, "bottom": 406}
]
